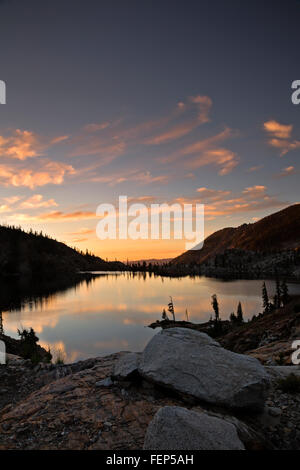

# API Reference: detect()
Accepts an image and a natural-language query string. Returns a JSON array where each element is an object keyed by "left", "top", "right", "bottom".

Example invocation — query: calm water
[{"left": 2, "top": 273, "right": 300, "bottom": 362}]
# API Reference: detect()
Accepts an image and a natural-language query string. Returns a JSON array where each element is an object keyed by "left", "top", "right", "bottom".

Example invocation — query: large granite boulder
[
  {"left": 139, "top": 328, "right": 269, "bottom": 410},
  {"left": 113, "top": 352, "right": 141, "bottom": 379},
  {"left": 143, "top": 406, "right": 245, "bottom": 450}
]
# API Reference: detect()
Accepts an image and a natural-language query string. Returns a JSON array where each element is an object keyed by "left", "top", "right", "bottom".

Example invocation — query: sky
[{"left": 0, "top": 0, "right": 299, "bottom": 261}]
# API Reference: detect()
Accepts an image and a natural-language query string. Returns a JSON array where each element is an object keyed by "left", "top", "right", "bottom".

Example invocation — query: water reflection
[{"left": 2, "top": 273, "right": 300, "bottom": 362}]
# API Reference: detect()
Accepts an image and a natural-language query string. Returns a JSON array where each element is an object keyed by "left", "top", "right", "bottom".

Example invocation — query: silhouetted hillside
[
  {"left": 173, "top": 204, "right": 300, "bottom": 265},
  {"left": 0, "top": 225, "right": 126, "bottom": 279}
]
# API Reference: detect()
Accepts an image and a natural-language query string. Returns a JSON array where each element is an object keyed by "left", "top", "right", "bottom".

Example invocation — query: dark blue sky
[{"left": 0, "top": 0, "right": 299, "bottom": 259}]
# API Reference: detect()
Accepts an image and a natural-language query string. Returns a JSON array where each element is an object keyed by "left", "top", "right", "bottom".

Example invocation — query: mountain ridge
[
  {"left": 0, "top": 224, "right": 125, "bottom": 279},
  {"left": 173, "top": 204, "right": 300, "bottom": 266}
]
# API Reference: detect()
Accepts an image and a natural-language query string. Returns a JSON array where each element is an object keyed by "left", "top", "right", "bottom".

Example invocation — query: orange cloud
[
  {"left": 263, "top": 120, "right": 293, "bottom": 139},
  {"left": 263, "top": 120, "right": 300, "bottom": 156},
  {"left": 0, "top": 161, "right": 75, "bottom": 189},
  {"left": 274, "top": 166, "right": 298, "bottom": 178},
  {"left": 158, "top": 127, "right": 239, "bottom": 175},
  {"left": 145, "top": 95, "right": 212, "bottom": 145},
  {"left": 38, "top": 210, "right": 96, "bottom": 221},
  {"left": 268, "top": 138, "right": 300, "bottom": 156},
  {"left": 196, "top": 187, "right": 232, "bottom": 201},
  {"left": 68, "top": 227, "right": 95, "bottom": 236},
  {"left": 0, "top": 129, "right": 43, "bottom": 160},
  {"left": 246, "top": 165, "right": 263, "bottom": 172},
  {"left": 90, "top": 169, "right": 169, "bottom": 185},
  {"left": 242, "top": 185, "right": 267, "bottom": 198},
  {"left": 50, "top": 135, "right": 70, "bottom": 144},
  {"left": 175, "top": 185, "right": 287, "bottom": 218},
  {"left": 0, "top": 129, "right": 69, "bottom": 161},
  {"left": 20, "top": 194, "right": 58, "bottom": 209},
  {"left": 188, "top": 148, "right": 239, "bottom": 175},
  {"left": 11, "top": 210, "right": 96, "bottom": 223}
]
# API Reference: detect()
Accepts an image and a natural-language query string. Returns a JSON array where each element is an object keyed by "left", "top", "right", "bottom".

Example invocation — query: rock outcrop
[
  {"left": 138, "top": 328, "right": 269, "bottom": 410},
  {"left": 1, "top": 348, "right": 300, "bottom": 449},
  {"left": 143, "top": 406, "right": 245, "bottom": 450},
  {"left": 113, "top": 352, "right": 141, "bottom": 379}
]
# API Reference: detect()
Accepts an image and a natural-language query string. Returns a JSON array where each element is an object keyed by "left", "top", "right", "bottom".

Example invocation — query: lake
[{"left": 2, "top": 273, "right": 300, "bottom": 362}]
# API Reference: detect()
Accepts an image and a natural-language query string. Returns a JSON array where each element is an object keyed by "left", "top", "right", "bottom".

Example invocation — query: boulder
[
  {"left": 139, "top": 328, "right": 269, "bottom": 410},
  {"left": 143, "top": 406, "right": 245, "bottom": 450},
  {"left": 113, "top": 352, "right": 141, "bottom": 379}
]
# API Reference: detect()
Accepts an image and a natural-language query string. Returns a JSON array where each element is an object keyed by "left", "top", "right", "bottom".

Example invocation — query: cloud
[
  {"left": 242, "top": 185, "right": 267, "bottom": 198},
  {"left": 263, "top": 120, "right": 293, "bottom": 139},
  {"left": 268, "top": 138, "right": 300, "bottom": 156},
  {"left": 145, "top": 95, "right": 212, "bottom": 145},
  {"left": 64, "top": 227, "right": 95, "bottom": 244},
  {"left": 196, "top": 187, "right": 232, "bottom": 201},
  {"left": 0, "top": 129, "right": 44, "bottom": 160},
  {"left": 90, "top": 169, "right": 169, "bottom": 186},
  {"left": 69, "top": 138, "right": 126, "bottom": 162},
  {"left": 175, "top": 185, "right": 287, "bottom": 218},
  {"left": 83, "top": 122, "right": 111, "bottom": 132},
  {"left": 177, "top": 127, "right": 236, "bottom": 157},
  {"left": 0, "top": 161, "right": 75, "bottom": 189},
  {"left": 50, "top": 135, "right": 70, "bottom": 144},
  {"left": 68, "top": 95, "right": 212, "bottom": 164},
  {"left": 38, "top": 210, "right": 96, "bottom": 221},
  {"left": 188, "top": 148, "right": 239, "bottom": 175},
  {"left": 0, "top": 129, "right": 70, "bottom": 161},
  {"left": 246, "top": 165, "right": 263, "bottom": 172},
  {"left": 11, "top": 210, "right": 96, "bottom": 223},
  {"left": 3, "top": 196, "right": 21, "bottom": 205},
  {"left": 263, "top": 120, "right": 300, "bottom": 156},
  {"left": 158, "top": 127, "right": 239, "bottom": 175},
  {"left": 0, "top": 194, "right": 58, "bottom": 213},
  {"left": 274, "top": 166, "right": 298, "bottom": 178},
  {"left": 68, "top": 227, "right": 95, "bottom": 236},
  {"left": 20, "top": 194, "right": 58, "bottom": 209}
]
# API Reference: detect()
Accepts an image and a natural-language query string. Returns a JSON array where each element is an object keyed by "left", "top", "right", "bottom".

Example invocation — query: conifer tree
[
  {"left": 262, "top": 282, "right": 270, "bottom": 314},
  {"left": 237, "top": 301, "right": 244, "bottom": 323},
  {"left": 274, "top": 277, "right": 281, "bottom": 309},
  {"left": 280, "top": 280, "right": 289, "bottom": 306},
  {"left": 230, "top": 312, "right": 237, "bottom": 323},
  {"left": 211, "top": 294, "right": 220, "bottom": 322},
  {"left": 162, "top": 308, "right": 168, "bottom": 320}
]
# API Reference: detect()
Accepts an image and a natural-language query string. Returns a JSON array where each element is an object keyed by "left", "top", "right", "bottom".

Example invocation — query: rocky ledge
[{"left": 0, "top": 328, "right": 300, "bottom": 450}]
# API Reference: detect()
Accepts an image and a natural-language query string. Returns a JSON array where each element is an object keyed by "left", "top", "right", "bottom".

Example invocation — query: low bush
[{"left": 277, "top": 373, "right": 300, "bottom": 394}]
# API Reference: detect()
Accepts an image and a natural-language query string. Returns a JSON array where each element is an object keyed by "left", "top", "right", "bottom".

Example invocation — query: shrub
[
  {"left": 277, "top": 373, "right": 300, "bottom": 393},
  {"left": 17, "top": 327, "right": 51, "bottom": 364},
  {"left": 275, "top": 352, "right": 285, "bottom": 365}
]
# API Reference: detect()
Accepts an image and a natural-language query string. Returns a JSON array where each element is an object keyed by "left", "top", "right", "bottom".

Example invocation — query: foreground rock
[
  {"left": 139, "top": 328, "right": 269, "bottom": 410},
  {"left": 144, "top": 406, "right": 245, "bottom": 450},
  {"left": 1, "top": 351, "right": 300, "bottom": 449},
  {"left": 113, "top": 352, "right": 141, "bottom": 379}
]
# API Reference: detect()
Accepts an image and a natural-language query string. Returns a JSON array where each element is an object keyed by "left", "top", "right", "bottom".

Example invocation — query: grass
[{"left": 54, "top": 347, "right": 66, "bottom": 365}]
